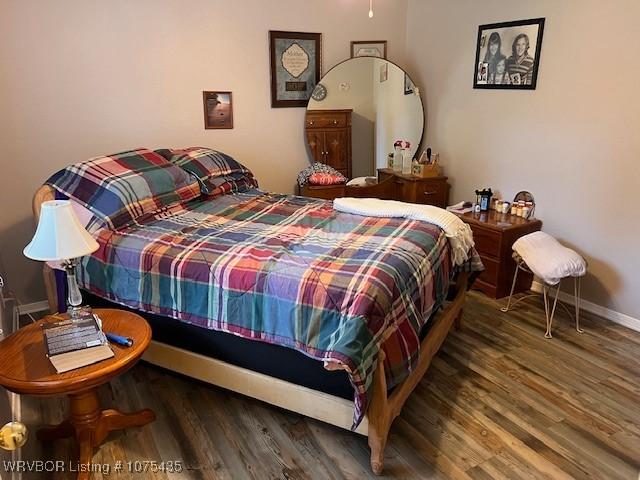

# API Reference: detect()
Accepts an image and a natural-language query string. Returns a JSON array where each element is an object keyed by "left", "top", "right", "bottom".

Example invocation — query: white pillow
[
  {"left": 346, "top": 176, "right": 377, "bottom": 187},
  {"left": 513, "top": 231, "right": 586, "bottom": 285}
]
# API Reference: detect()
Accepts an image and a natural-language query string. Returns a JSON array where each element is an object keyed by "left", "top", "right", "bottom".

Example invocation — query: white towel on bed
[
  {"left": 333, "top": 197, "right": 474, "bottom": 266},
  {"left": 513, "top": 231, "right": 587, "bottom": 285}
]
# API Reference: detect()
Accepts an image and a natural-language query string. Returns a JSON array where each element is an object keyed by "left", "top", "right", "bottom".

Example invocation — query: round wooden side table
[{"left": 0, "top": 309, "right": 155, "bottom": 479}]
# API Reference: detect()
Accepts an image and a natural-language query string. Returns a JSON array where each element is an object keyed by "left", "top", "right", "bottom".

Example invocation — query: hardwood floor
[{"left": 20, "top": 292, "right": 640, "bottom": 479}]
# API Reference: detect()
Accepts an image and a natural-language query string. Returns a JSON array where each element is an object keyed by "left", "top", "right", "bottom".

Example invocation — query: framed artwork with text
[{"left": 269, "top": 30, "right": 322, "bottom": 108}]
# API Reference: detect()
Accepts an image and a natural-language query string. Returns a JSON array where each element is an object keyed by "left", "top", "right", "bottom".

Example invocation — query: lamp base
[
  {"left": 68, "top": 304, "right": 92, "bottom": 320},
  {"left": 62, "top": 259, "right": 91, "bottom": 320}
]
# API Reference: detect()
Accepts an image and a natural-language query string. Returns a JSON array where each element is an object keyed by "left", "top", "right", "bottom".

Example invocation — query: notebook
[{"left": 43, "top": 313, "right": 114, "bottom": 373}]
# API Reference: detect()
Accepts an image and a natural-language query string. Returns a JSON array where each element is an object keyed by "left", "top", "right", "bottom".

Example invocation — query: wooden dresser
[
  {"left": 377, "top": 169, "right": 449, "bottom": 208},
  {"left": 305, "top": 109, "right": 352, "bottom": 179},
  {"left": 298, "top": 168, "right": 449, "bottom": 208},
  {"left": 455, "top": 210, "right": 543, "bottom": 298}
]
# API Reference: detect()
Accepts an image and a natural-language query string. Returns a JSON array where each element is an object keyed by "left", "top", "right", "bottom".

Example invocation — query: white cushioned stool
[{"left": 501, "top": 231, "right": 587, "bottom": 338}]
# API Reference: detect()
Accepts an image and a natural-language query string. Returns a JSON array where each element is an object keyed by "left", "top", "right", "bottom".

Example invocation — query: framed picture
[
  {"left": 203, "top": 91, "right": 233, "bottom": 129},
  {"left": 269, "top": 30, "right": 321, "bottom": 108},
  {"left": 379, "top": 62, "right": 388, "bottom": 83},
  {"left": 404, "top": 73, "right": 414, "bottom": 95},
  {"left": 350, "top": 40, "right": 387, "bottom": 59},
  {"left": 473, "top": 18, "right": 545, "bottom": 90}
]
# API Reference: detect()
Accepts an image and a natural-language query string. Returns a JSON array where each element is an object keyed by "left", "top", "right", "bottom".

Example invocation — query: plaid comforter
[{"left": 78, "top": 190, "right": 482, "bottom": 427}]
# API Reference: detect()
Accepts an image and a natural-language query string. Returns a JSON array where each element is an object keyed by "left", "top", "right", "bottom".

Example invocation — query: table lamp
[{"left": 24, "top": 200, "right": 99, "bottom": 318}]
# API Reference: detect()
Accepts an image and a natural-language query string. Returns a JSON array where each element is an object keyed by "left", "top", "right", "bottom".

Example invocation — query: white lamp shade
[{"left": 24, "top": 200, "right": 99, "bottom": 261}]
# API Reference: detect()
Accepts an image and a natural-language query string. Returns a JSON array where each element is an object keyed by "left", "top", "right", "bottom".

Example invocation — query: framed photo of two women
[{"left": 473, "top": 18, "right": 545, "bottom": 90}]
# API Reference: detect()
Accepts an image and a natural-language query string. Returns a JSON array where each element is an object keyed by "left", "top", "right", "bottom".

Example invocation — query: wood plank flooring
[{"left": 19, "top": 292, "right": 640, "bottom": 479}]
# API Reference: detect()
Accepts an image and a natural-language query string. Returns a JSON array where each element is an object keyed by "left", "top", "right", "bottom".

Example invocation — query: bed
[{"left": 33, "top": 148, "right": 482, "bottom": 474}]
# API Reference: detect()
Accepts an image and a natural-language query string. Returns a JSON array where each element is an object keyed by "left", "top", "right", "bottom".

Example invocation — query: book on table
[{"left": 43, "top": 312, "right": 114, "bottom": 373}]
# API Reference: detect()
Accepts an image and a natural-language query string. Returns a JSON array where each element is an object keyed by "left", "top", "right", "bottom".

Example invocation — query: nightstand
[
  {"left": 0, "top": 309, "right": 155, "bottom": 480},
  {"left": 455, "top": 210, "right": 543, "bottom": 298}
]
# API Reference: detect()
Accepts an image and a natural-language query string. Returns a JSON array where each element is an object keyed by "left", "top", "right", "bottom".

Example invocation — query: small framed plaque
[
  {"left": 269, "top": 30, "right": 322, "bottom": 108},
  {"left": 350, "top": 40, "right": 387, "bottom": 59},
  {"left": 203, "top": 91, "right": 233, "bottom": 129}
]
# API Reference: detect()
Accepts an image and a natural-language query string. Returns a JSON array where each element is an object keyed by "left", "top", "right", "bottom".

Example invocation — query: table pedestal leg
[{"left": 37, "top": 388, "right": 155, "bottom": 479}]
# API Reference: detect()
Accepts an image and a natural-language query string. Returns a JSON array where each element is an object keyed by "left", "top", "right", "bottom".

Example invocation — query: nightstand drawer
[
  {"left": 477, "top": 255, "right": 499, "bottom": 286},
  {"left": 472, "top": 227, "right": 501, "bottom": 258}
]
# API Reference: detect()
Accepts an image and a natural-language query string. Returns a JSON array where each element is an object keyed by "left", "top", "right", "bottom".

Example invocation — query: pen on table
[{"left": 105, "top": 332, "right": 133, "bottom": 347}]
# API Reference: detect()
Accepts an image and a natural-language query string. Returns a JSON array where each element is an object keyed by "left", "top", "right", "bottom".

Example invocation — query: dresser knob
[{"left": 424, "top": 191, "right": 437, "bottom": 196}]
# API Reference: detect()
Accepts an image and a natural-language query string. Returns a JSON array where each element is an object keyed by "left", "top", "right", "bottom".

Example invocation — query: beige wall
[
  {"left": 0, "top": 0, "right": 408, "bottom": 304},
  {"left": 3, "top": 0, "right": 638, "bottom": 321},
  {"left": 406, "top": 0, "right": 640, "bottom": 318}
]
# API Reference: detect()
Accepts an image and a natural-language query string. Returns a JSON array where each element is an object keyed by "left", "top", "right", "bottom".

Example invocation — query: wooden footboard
[
  {"left": 33, "top": 184, "right": 468, "bottom": 475},
  {"left": 368, "top": 270, "right": 467, "bottom": 474}
]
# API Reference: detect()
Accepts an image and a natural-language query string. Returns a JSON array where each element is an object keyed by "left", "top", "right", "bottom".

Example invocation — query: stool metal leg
[
  {"left": 501, "top": 262, "right": 544, "bottom": 313},
  {"left": 500, "top": 265, "right": 520, "bottom": 313},
  {"left": 574, "top": 276, "right": 584, "bottom": 334},
  {"left": 543, "top": 281, "right": 562, "bottom": 339}
]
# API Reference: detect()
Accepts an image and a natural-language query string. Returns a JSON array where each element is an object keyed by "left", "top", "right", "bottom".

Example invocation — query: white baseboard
[
  {"left": 531, "top": 281, "right": 640, "bottom": 333},
  {"left": 17, "top": 300, "right": 50, "bottom": 316}
]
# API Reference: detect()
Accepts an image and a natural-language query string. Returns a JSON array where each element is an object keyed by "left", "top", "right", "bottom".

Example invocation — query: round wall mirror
[{"left": 305, "top": 57, "right": 424, "bottom": 179}]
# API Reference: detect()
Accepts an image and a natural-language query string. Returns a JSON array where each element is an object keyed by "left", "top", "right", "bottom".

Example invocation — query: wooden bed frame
[{"left": 33, "top": 185, "right": 468, "bottom": 475}]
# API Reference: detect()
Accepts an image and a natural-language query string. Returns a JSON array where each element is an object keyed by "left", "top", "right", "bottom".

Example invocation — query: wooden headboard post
[{"left": 32, "top": 185, "right": 59, "bottom": 313}]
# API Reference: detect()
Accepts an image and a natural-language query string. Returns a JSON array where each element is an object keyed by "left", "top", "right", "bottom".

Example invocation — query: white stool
[{"left": 500, "top": 232, "right": 587, "bottom": 339}]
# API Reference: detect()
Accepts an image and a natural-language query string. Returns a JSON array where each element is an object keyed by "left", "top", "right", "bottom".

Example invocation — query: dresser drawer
[
  {"left": 299, "top": 184, "right": 346, "bottom": 200},
  {"left": 378, "top": 170, "right": 393, "bottom": 183},
  {"left": 414, "top": 180, "right": 448, "bottom": 207},
  {"left": 305, "top": 112, "right": 349, "bottom": 129},
  {"left": 471, "top": 226, "right": 501, "bottom": 258},
  {"left": 391, "top": 178, "right": 414, "bottom": 201}
]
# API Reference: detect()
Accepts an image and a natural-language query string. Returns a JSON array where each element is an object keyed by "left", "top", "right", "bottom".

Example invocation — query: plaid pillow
[
  {"left": 200, "top": 172, "right": 259, "bottom": 198},
  {"left": 156, "top": 147, "right": 258, "bottom": 197},
  {"left": 46, "top": 148, "right": 201, "bottom": 230}
]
